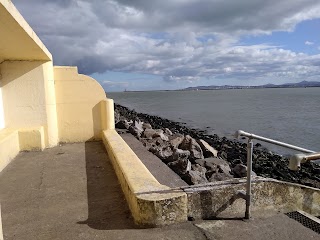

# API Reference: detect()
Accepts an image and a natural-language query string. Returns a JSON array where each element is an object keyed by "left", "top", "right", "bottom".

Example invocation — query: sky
[{"left": 12, "top": 0, "right": 320, "bottom": 92}]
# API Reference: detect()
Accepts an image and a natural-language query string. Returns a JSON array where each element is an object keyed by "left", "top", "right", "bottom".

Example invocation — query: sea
[{"left": 108, "top": 88, "right": 320, "bottom": 157}]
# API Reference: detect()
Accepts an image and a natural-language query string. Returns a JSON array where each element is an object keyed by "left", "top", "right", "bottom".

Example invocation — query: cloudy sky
[{"left": 13, "top": 0, "right": 320, "bottom": 91}]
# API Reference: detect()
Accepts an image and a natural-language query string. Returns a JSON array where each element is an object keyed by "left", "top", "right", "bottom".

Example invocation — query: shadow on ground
[{"left": 79, "top": 141, "right": 138, "bottom": 230}]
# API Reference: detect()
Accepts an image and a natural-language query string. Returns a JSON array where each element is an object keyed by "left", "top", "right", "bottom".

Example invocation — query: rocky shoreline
[{"left": 114, "top": 103, "right": 320, "bottom": 189}]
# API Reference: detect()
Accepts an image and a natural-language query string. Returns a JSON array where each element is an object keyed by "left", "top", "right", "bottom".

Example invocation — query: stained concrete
[
  {"left": 0, "top": 142, "right": 204, "bottom": 240},
  {"left": 0, "top": 141, "right": 318, "bottom": 239}
]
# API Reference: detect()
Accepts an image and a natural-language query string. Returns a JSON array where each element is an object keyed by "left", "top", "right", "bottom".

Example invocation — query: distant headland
[{"left": 182, "top": 80, "right": 320, "bottom": 91}]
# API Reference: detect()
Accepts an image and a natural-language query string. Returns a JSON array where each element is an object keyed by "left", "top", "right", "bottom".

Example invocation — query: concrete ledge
[
  {"left": 18, "top": 126, "right": 45, "bottom": 151},
  {"left": 102, "top": 129, "right": 187, "bottom": 226},
  {"left": 0, "top": 128, "right": 19, "bottom": 172},
  {"left": 184, "top": 177, "right": 320, "bottom": 219}
]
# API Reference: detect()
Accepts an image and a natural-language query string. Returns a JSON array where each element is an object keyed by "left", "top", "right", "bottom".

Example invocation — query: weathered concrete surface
[
  {"left": 195, "top": 213, "right": 320, "bottom": 240},
  {"left": 185, "top": 177, "right": 320, "bottom": 220},
  {"left": 120, "top": 132, "right": 187, "bottom": 188},
  {"left": 0, "top": 142, "right": 318, "bottom": 239},
  {"left": 102, "top": 130, "right": 188, "bottom": 226},
  {"left": 0, "top": 142, "right": 201, "bottom": 239}
]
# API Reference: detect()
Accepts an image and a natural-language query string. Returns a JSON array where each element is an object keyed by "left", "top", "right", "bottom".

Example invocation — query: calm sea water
[{"left": 108, "top": 88, "right": 320, "bottom": 155}]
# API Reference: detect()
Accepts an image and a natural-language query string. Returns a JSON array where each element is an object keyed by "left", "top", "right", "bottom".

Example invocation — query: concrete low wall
[
  {"left": 184, "top": 177, "right": 320, "bottom": 219},
  {"left": 102, "top": 129, "right": 188, "bottom": 226},
  {"left": 0, "top": 126, "right": 45, "bottom": 172},
  {"left": 0, "top": 128, "right": 19, "bottom": 172}
]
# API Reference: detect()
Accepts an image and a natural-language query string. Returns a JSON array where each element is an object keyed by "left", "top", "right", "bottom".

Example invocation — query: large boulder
[
  {"left": 164, "top": 128, "right": 173, "bottom": 136},
  {"left": 196, "top": 157, "right": 233, "bottom": 182},
  {"left": 197, "top": 139, "right": 218, "bottom": 158},
  {"left": 142, "top": 122, "right": 152, "bottom": 130},
  {"left": 115, "top": 119, "right": 130, "bottom": 129},
  {"left": 179, "top": 135, "right": 204, "bottom": 161},
  {"left": 142, "top": 129, "right": 169, "bottom": 141},
  {"left": 149, "top": 146, "right": 173, "bottom": 161},
  {"left": 209, "top": 172, "right": 233, "bottom": 182},
  {"left": 114, "top": 110, "right": 120, "bottom": 124},
  {"left": 134, "top": 120, "right": 144, "bottom": 133},
  {"left": 167, "top": 158, "right": 191, "bottom": 175},
  {"left": 182, "top": 166, "right": 208, "bottom": 185},
  {"left": 169, "top": 134, "right": 184, "bottom": 149},
  {"left": 196, "top": 158, "right": 231, "bottom": 174},
  {"left": 143, "top": 129, "right": 157, "bottom": 139},
  {"left": 128, "top": 126, "right": 143, "bottom": 137},
  {"left": 153, "top": 129, "right": 169, "bottom": 141},
  {"left": 171, "top": 148, "right": 190, "bottom": 161},
  {"left": 232, "top": 164, "right": 257, "bottom": 178}
]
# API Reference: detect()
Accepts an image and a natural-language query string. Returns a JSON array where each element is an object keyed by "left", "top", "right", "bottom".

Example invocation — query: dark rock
[
  {"left": 171, "top": 148, "right": 190, "bottom": 161},
  {"left": 232, "top": 164, "right": 247, "bottom": 177},
  {"left": 197, "top": 139, "right": 218, "bottom": 158},
  {"left": 150, "top": 146, "right": 173, "bottom": 161},
  {"left": 209, "top": 172, "right": 233, "bottom": 182},
  {"left": 179, "top": 135, "right": 204, "bottom": 161},
  {"left": 196, "top": 157, "right": 231, "bottom": 175},
  {"left": 182, "top": 168, "right": 208, "bottom": 185},
  {"left": 167, "top": 158, "right": 191, "bottom": 175},
  {"left": 128, "top": 126, "right": 143, "bottom": 137},
  {"left": 232, "top": 164, "right": 257, "bottom": 178},
  {"left": 114, "top": 110, "right": 120, "bottom": 124},
  {"left": 115, "top": 119, "right": 130, "bottom": 129}
]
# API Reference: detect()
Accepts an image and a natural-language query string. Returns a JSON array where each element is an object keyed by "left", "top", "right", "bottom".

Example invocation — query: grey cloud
[{"left": 11, "top": 0, "right": 320, "bottom": 85}]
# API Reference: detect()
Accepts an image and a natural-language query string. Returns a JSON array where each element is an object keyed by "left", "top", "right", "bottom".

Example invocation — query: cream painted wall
[
  {"left": 42, "top": 61, "right": 59, "bottom": 147},
  {"left": 0, "top": 60, "right": 58, "bottom": 147},
  {"left": 54, "top": 66, "right": 107, "bottom": 142},
  {"left": 0, "top": 88, "right": 4, "bottom": 129}
]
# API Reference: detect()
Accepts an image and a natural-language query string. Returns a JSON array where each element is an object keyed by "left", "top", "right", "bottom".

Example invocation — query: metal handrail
[
  {"left": 235, "top": 130, "right": 316, "bottom": 153},
  {"left": 234, "top": 130, "right": 320, "bottom": 220}
]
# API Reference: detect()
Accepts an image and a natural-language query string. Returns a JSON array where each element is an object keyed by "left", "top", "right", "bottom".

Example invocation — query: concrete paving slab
[
  {"left": 0, "top": 142, "right": 204, "bottom": 240},
  {"left": 0, "top": 141, "right": 318, "bottom": 240},
  {"left": 195, "top": 213, "right": 320, "bottom": 240}
]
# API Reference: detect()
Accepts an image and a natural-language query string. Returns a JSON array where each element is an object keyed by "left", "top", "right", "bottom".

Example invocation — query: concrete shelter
[{"left": 0, "top": 1, "right": 319, "bottom": 237}]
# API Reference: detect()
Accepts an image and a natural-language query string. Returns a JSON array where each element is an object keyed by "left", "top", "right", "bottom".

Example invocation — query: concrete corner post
[{"left": 101, "top": 98, "right": 115, "bottom": 130}]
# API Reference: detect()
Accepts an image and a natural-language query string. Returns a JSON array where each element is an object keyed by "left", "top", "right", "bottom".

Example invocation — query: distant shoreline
[{"left": 120, "top": 85, "right": 320, "bottom": 93}]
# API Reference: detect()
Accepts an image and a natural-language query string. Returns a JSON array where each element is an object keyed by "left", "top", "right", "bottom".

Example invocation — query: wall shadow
[
  {"left": 79, "top": 141, "right": 137, "bottom": 230},
  {"left": 0, "top": 60, "right": 45, "bottom": 86},
  {"left": 92, "top": 103, "right": 102, "bottom": 140}
]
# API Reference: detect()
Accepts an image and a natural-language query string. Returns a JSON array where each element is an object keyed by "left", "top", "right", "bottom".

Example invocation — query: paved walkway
[{"left": 0, "top": 141, "right": 318, "bottom": 239}]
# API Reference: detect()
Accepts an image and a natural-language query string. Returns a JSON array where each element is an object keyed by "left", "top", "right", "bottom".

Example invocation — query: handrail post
[{"left": 245, "top": 138, "right": 253, "bottom": 219}]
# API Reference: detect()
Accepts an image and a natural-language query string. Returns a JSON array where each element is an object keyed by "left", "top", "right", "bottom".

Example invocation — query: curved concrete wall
[{"left": 54, "top": 66, "right": 108, "bottom": 142}]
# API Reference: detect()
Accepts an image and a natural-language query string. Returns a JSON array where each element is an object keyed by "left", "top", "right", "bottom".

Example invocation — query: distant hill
[{"left": 183, "top": 80, "right": 320, "bottom": 91}]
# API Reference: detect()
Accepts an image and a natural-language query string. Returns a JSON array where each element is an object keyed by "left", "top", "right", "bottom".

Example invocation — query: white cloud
[
  {"left": 11, "top": 0, "right": 320, "bottom": 86},
  {"left": 305, "top": 41, "right": 314, "bottom": 45}
]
